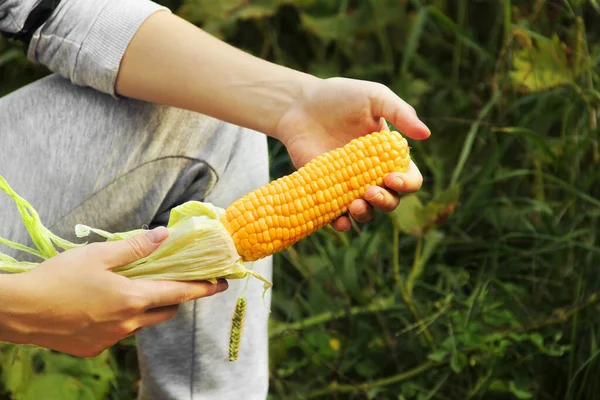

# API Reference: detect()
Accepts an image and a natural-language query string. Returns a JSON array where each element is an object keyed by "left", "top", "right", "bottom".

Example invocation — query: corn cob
[{"left": 223, "top": 130, "right": 411, "bottom": 261}]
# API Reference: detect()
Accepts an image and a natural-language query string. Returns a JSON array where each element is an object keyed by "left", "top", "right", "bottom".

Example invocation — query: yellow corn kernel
[{"left": 224, "top": 130, "right": 410, "bottom": 261}]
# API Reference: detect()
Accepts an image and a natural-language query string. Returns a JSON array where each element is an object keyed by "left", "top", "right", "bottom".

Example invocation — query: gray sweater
[{"left": 0, "top": 0, "right": 169, "bottom": 96}]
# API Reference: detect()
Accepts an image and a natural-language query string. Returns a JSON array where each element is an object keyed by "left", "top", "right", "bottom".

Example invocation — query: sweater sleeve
[
  {"left": 0, "top": 0, "right": 46, "bottom": 36},
  {"left": 1, "top": 0, "right": 170, "bottom": 97}
]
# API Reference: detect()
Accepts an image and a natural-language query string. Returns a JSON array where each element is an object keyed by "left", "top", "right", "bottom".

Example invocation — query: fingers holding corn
[
  {"left": 384, "top": 159, "right": 423, "bottom": 194},
  {"left": 345, "top": 186, "right": 400, "bottom": 224},
  {"left": 332, "top": 118, "right": 423, "bottom": 227},
  {"left": 364, "top": 186, "right": 400, "bottom": 213},
  {"left": 333, "top": 158, "right": 421, "bottom": 229}
]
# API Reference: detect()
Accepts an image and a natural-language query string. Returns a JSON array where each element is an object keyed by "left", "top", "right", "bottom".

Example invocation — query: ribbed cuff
[
  {"left": 76, "top": 0, "right": 169, "bottom": 97},
  {"left": 27, "top": 0, "right": 170, "bottom": 97}
]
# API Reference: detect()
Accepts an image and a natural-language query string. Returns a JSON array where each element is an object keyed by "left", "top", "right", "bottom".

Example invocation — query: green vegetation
[{"left": 1, "top": 0, "right": 599, "bottom": 398}]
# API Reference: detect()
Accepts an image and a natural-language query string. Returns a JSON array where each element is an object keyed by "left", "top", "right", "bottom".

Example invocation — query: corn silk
[{"left": 0, "top": 174, "right": 272, "bottom": 294}]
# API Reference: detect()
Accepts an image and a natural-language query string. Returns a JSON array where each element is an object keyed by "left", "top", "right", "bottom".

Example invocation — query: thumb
[
  {"left": 100, "top": 226, "right": 169, "bottom": 268},
  {"left": 371, "top": 84, "right": 431, "bottom": 140}
]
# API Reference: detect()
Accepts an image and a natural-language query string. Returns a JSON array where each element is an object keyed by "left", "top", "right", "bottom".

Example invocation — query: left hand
[
  {"left": 0, "top": 227, "right": 227, "bottom": 357},
  {"left": 273, "top": 77, "right": 431, "bottom": 232}
]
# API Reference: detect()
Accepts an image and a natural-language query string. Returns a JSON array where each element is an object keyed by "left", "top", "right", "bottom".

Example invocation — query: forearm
[{"left": 115, "top": 11, "right": 318, "bottom": 138}]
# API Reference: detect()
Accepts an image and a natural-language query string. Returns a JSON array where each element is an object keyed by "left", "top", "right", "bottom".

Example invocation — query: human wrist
[
  {"left": 262, "top": 70, "right": 321, "bottom": 140},
  {"left": 0, "top": 273, "right": 39, "bottom": 344},
  {"left": 0, "top": 274, "right": 23, "bottom": 342}
]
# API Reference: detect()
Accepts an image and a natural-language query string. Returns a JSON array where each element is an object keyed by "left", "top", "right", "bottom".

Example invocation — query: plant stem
[
  {"left": 392, "top": 225, "right": 406, "bottom": 295},
  {"left": 449, "top": 90, "right": 500, "bottom": 187},
  {"left": 405, "top": 297, "right": 437, "bottom": 350},
  {"left": 503, "top": 0, "right": 512, "bottom": 47},
  {"left": 269, "top": 296, "right": 401, "bottom": 338},
  {"left": 452, "top": 0, "right": 466, "bottom": 83},
  {"left": 301, "top": 360, "right": 444, "bottom": 399},
  {"left": 567, "top": 260, "right": 583, "bottom": 397},
  {"left": 393, "top": 227, "right": 436, "bottom": 350},
  {"left": 498, "top": 289, "right": 600, "bottom": 335},
  {"left": 407, "top": 236, "right": 423, "bottom": 297}
]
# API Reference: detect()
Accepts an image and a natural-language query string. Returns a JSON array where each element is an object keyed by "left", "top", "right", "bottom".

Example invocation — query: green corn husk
[
  {"left": 0, "top": 174, "right": 85, "bottom": 260},
  {"left": 0, "top": 174, "right": 272, "bottom": 293},
  {"left": 0, "top": 251, "right": 38, "bottom": 274}
]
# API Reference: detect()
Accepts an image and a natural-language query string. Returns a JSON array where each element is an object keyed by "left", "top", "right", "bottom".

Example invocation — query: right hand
[
  {"left": 1, "top": 226, "right": 227, "bottom": 358},
  {"left": 274, "top": 77, "right": 429, "bottom": 231}
]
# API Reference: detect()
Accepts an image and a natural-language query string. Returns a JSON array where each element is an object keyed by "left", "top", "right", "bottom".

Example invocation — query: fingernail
[
  {"left": 146, "top": 226, "right": 168, "bottom": 244},
  {"left": 217, "top": 279, "right": 229, "bottom": 292}
]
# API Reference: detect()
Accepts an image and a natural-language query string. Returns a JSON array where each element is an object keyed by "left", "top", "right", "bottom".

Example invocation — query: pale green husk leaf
[{"left": 0, "top": 174, "right": 272, "bottom": 293}]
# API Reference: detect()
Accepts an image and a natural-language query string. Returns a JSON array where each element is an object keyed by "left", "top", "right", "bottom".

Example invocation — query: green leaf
[
  {"left": 510, "top": 30, "right": 578, "bottom": 93},
  {"left": 41, "top": 352, "right": 114, "bottom": 398},
  {"left": 276, "top": 358, "right": 310, "bottom": 378},
  {"left": 23, "top": 374, "right": 95, "bottom": 400},
  {"left": 299, "top": 12, "right": 363, "bottom": 42},
  {"left": 450, "top": 352, "right": 467, "bottom": 373},
  {"left": 233, "top": 4, "right": 280, "bottom": 19},
  {"left": 390, "top": 186, "right": 460, "bottom": 237},
  {"left": 508, "top": 380, "right": 534, "bottom": 399},
  {"left": 528, "top": 333, "right": 544, "bottom": 347},
  {"left": 483, "top": 309, "right": 518, "bottom": 328},
  {"left": 427, "top": 349, "right": 449, "bottom": 362},
  {"left": 393, "top": 72, "right": 433, "bottom": 107},
  {"left": 400, "top": 7, "right": 428, "bottom": 77},
  {"left": 341, "top": 246, "right": 362, "bottom": 300},
  {"left": 308, "top": 60, "right": 343, "bottom": 79},
  {"left": 0, "top": 49, "right": 22, "bottom": 67},
  {"left": 305, "top": 331, "right": 337, "bottom": 359},
  {"left": 2, "top": 346, "right": 35, "bottom": 396},
  {"left": 489, "top": 379, "right": 508, "bottom": 391},
  {"left": 355, "top": 359, "right": 379, "bottom": 378},
  {"left": 390, "top": 194, "right": 425, "bottom": 235},
  {"left": 426, "top": 5, "right": 492, "bottom": 61},
  {"left": 177, "top": 0, "right": 249, "bottom": 36}
]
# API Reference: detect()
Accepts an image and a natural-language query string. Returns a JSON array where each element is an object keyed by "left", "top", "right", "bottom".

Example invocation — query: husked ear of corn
[
  {"left": 0, "top": 130, "right": 410, "bottom": 287},
  {"left": 0, "top": 176, "right": 273, "bottom": 290},
  {"left": 223, "top": 130, "right": 411, "bottom": 261},
  {"left": 74, "top": 202, "right": 272, "bottom": 288}
]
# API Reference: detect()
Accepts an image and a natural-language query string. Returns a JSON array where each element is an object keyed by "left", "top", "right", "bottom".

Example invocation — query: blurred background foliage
[{"left": 1, "top": 0, "right": 600, "bottom": 399}]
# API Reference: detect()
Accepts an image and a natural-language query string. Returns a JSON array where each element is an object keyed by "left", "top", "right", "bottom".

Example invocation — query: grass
[{"left": 1, "top": 0, "right": 600, "bottom": 399}]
